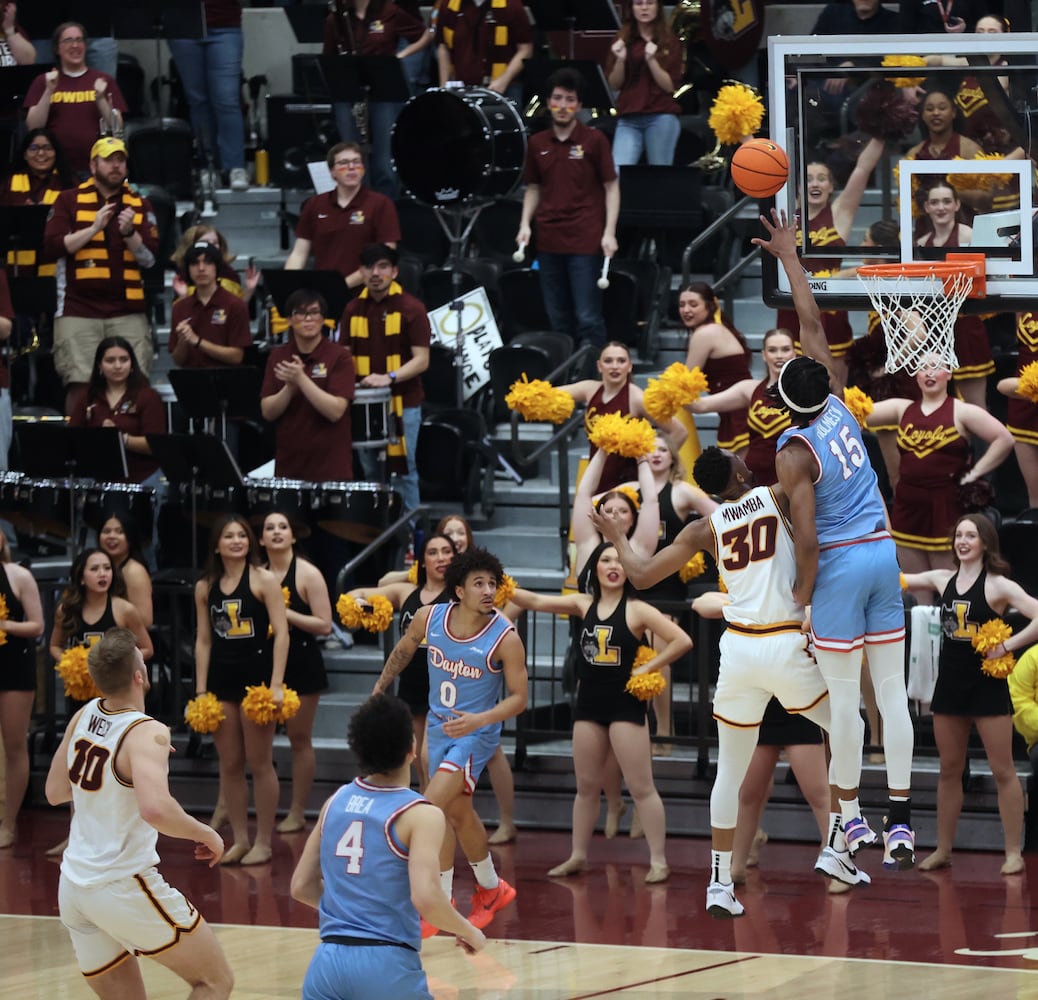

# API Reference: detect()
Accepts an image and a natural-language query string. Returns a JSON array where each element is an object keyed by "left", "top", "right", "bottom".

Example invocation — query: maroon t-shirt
[
  {"left": 261, "top": 335, "right": 356, "bottom": 481},
  {"left": 434, "top": 0, "right": 532, "bottom": 86},
  {"left": 204, "top": 0, "right": 243, "bottom": 29},
  {"left": 606, "top": 36, "right": 682, "bottom": 117},
  {"left": 23, "top": 70, "right": 128, "bottom": 174},
  {"left": 68, "top": 384, "right": 167, "bottom": 483},
  {"left": 169, "top": 286, "right": 253, "bottom": 368},
  {"left": 294, "top": 188, "right": 401, "bottom": 277},
  {"left": 522, "top": 122, "right": 616, "bottom": 255},
  {"left": 322, "top": 2, "right": 425, "bottom": 57}
]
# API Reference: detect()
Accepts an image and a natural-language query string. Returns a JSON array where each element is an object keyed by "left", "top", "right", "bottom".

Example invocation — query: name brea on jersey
[
  {"left": 720, "top": 493, "right": 765, "bottom": 523},
  {"left": 428, "top": 645, "right": 484, "bottom": 681},
  {"left": 345, "top": 794, "right": 374, "bottom": 815}
]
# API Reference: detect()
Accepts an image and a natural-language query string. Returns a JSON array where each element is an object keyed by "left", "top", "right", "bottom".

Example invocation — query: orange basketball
[{"left": 730, "top": 138, "right": 790, "bottom": 199}]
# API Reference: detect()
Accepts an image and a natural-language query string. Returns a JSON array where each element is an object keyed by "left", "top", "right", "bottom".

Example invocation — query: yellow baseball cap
[{"left": 90, "top": 137, "right": 127, "bottom": 160}]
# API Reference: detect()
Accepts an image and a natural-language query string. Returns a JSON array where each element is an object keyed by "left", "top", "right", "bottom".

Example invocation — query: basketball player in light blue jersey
[
  {"left": 374, "top": 548, "right": 528, "bottom": 936},
  {"left": 755, "top": 209, "right": 916, "bottom": 872},
  {"left": 291, "top": 694, "right": 485, "bottom": 1000}
]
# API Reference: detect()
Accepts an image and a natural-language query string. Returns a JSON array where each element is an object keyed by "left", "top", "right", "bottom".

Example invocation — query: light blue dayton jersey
[
  {"left": 317, "top": 778, "right": 427, "bottom": 951},
  {"left": 777, "top": 393, "right": 887, "bottom": 546},
  {"left": 425, "top": 602, "right": 514, "bottom": 733}
]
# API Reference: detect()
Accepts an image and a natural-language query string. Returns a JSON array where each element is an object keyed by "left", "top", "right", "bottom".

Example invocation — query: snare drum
[
  {"left": 0, "top": 472, "right": 27, "bottom": 528},
  {"left": 19, "top": 478, "right": 78, "bottom": 537},
  {"left": 247, "top": 478, "right": 315, "bottom": 536},
  {"left": 83, "top": 483, "right": 157, "bottom": 546},
  {"left": 314, "top": 482, "right": 402, "bottom": 544},
  {"left": 351, "top": 386, "right": 396, "bottom": 450}
]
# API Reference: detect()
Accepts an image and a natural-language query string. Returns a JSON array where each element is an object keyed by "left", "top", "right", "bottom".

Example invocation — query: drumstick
[
  {"left": 512, "top": 241, "right": 527, "bottom": 263},
  {"left": 597, "top": 257, "right": 611, "bottom": 290}
]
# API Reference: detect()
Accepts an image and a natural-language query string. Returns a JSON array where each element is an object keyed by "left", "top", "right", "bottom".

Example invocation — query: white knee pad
[
  {"left": 710, "top": 725, "right": 759, "bottom": 830},
  {"left": 867, "top": 642, "right": 914, "bottom": 789},
  {"left": 814, "top": 649, "right": 865, "bottom": 790}
]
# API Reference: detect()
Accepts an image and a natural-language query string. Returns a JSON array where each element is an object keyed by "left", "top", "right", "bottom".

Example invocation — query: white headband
[{"left": 776, "top": 360, "right": 828, "bottom": 415}]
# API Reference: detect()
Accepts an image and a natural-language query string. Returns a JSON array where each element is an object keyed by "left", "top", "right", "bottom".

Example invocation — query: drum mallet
[
  {"left": 597, "top": 257, "right": 611, "bottom": 290},
  {"left": 512, "top": 241, "right": 527, "bottom": 264}
]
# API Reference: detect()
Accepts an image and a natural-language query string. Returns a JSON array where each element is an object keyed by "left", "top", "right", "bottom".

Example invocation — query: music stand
[
  {"left": 284, "top": 6, "right": 329, "bottom": 45},
  {"left": 147, "top": 432, "right": 244, "bottom": 571},
  {"left": 13, "top": 424, "right": 126, "bottom": 546},
  {"left": 262, "top": 269, "right": 352, "bottom": 327},
  {"left": 522, "top": 58, "right": 615, "bottom": 113},
  {"left": 524, "top": 0, "right": 620, "bottom": 58},
  {"left": 167, "top": 367, "right": 263, "bottom": 439},
  {"left": 321, "top": 54, "right": 411, "bottom": 106}
]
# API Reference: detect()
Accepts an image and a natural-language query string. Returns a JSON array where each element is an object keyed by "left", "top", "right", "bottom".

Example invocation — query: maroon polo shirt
[
  {"left": 204, "top": 0, "right": 243, "bottom": 29},
  {"left": 169, "top": 285, "right": 253, "bottom": 368},
  {"left": 322, "top": 2, "right": 425, "bottom": 57},
  {"left": 342, "top": 287, "right": 430, "bottom": 408},
  {"left": 522, "top": 121, "right": 616, "bottom": 255},
  {"left": 294, "top": 187, "right": 401, "bottom": 277},
  {"left": 261, "top": 334, "right": 356, "bottom": 481},
  {"left": 0, "top": 269, "right": 11, "bottom": 390},
  {"left": 68, "top": 383, "right": 167, "bottom": 483},
  {"left": 606, "top": 37, "right": 683, "bottom": 117},
  {"left": 23, "top": 71, "right": 128, "bottom": 174},
  {"left": 435, "top": 0, "right": 532, "bottom": 86}
]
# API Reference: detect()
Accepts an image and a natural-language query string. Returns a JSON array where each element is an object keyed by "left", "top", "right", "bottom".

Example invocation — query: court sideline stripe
[{"left": 565, "top": 954, "right": 759, "bottom": 998}]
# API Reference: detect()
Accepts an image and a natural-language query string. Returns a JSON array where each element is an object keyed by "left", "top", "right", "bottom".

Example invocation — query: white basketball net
[{"left": 858, "top": 267, "right": 973, "bottom": 374}]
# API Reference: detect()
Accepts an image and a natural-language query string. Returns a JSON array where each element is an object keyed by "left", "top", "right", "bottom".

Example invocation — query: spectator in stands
[
  {"left": 343, "top": 243, "right": 429, "bottom": 514},
  {"left": 434, "top": 0, "right": 533, "bottom": 103},
  {"left": 284, "top": 142, "right": 401, "bottom": 291},
  {"left": 997, "top": 326, "right": 1038, "bottom": 509},
  {"left": 98, "top": 511, "right": 153, "bottom": 629},
  {"left": 68, "top": 337, "right": 167, "bottom": 485},
  {"left": 1, "top": 128, "right": 75, "bottom": 207},
  {"left": 322, "top": 0, "right": 430, "bottom": 198},
  {"left": 605, "top": 0, "right": 682, "bottom": 168},
  {"left": 680, "top": 282, "right": 752, "bottom": 455},
  {"left": 168, "top": 0, "right": 249, "bottom": 191},
  {"left": 0, "top": 529, "right": 44, "bottom": 850},
  {"left": 814, "top": 0, "right": 898, "bottom": 34},
  {"left": 517, "top": 69, "right": 619, "bottom": 358},
  {"left": 1008, "top": 644, "right": 1038, "bottom": 851},
  {"left": 169, "top": 241, "right": 253, "bottom": 369},
  {"left": 170, "top": 224, "right": 259, "bottom": 303},
  {"left": 0, "top": 270, "right": 11, "bottom": 469},
  {"left": 23, "top": 23, "right": 127, "bottom": 175},
  {"left": 43, "top": 137, "right": 159, "bottom": 413},
  {"left": 0, "top": 3, "right": 34, "bottom": 64},
  {"left": 260, "top": 288, "right": 355, "bottom": 482},
  {"left": 898, "top": 0, "right": 986, "bottom": 32}
]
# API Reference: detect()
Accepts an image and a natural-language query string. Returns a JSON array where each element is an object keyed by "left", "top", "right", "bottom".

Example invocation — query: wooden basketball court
[{"left": 1, "top": 809, "right": 1034, "bottom": 998}]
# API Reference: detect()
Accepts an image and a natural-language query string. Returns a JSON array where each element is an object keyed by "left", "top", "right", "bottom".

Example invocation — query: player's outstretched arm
[
  {"left": 373, "top": 605, "right": 429, "bottom": 695},
  {"left": 290, "top": 800, "right": 329, "bottom": 908}
]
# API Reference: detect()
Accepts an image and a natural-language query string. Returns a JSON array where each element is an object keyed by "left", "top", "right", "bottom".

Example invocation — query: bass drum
[{"left": 392, "top": 87, "right": 527, "bottom": 206}]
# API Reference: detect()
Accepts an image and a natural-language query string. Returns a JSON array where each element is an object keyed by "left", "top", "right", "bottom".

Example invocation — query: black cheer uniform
[
  {"left": 281, "top": 556, "right": 327, "bottom": 696},
  {"left": 206, "top": 566, "right": 273, "bottom": 702},
  {"left": 575, "top": 596, "right": 647, "bottom": 726},
  {"left": 0, "top": 565, "right": 34, "bottom": 691},
  {"left": 933, "top": 569, "right": 1013, "bottom": 717},
  {"left": 638, "top": 482, "right": 690, "bottom": 605},
  {"left": 395, "top": 586, "right": 450, "bottom": 713}
]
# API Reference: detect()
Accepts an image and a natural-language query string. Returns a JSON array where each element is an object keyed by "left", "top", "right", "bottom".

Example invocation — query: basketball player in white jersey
[
  {"left": 45, "top": 627, "right": 233, "bottom": 1000},
  {"left": 595, "top": 448, "right": 864, "bottom": 920}
]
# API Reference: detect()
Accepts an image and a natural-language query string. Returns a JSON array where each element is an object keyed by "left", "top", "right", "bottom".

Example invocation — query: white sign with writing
[{"left": 428, "top": 287, "right": 503, "bottom": 401}]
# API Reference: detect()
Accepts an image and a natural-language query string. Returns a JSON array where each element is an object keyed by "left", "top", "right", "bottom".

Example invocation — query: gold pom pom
[
  {"left": 337, "top": 593, "right": 365, "bottom": 630},
  {"left": 882, "top": 54, "right": 927, "bottom": 88},
  {"left": 278, "top": 686, "right": 302, "bottom": 722},
  {"left": 680, "top": 551, "right": 708, "bottom": 583},
  {"left": 494, "top": 573, "right": 517, "bottom": 608},
  {"left": 184, "top": 692, "right": 225, "bottom": 734},
  {"left": 56, "top": 644, "right": 100, "bottom": 701},
  {"left": 972, "top": 618, "right": 1017, "bottom": 678},
  {"left": 407, "top": 562, "right": 419, "bottom": 585},
  {"left": 709, "top": 84, "right": 764, "bottom": 146},
  {"left": 363, "top": 594, "right": 395, "bottom": 632},
  {"left": 588, "top": 412, "right": 657, "bottom": 458},
  {"left": 0, "top": 593, "right": 8, "bottom": 646},
  {"left": 625, "top": 669, "right": 667, "bottom": 701},
  {"left": 899, "top": 572, "right": 908, "bottom": 591},
  {"left": 241, "top": 683, "right": 279, "bottom": 725},
  {"left": 633, "top": 645, "right": 656, "bottom": 669},
  {"left": 717, "top": 575, "right": 728, "bottom": 594},
  {"left": 282, "top": 586, "right": 291, "bottom": 607},
  {"left": 842, "top": 386, "right": 874, "bottom": 428},
  {"left": 643, "top": 363, "right": 710, "bottom": 424},
  {"left": 1018, "top": 361, "right": 1038, "bottom": 403},
  {"left": 505, "top": 374, "right": 576, "bottom": 424},
  {"left": 948, "top": 154, "right": 1012, "bottom": 193}
]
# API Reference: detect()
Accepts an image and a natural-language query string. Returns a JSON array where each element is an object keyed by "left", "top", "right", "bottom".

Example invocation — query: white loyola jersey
[
  {"left": 61, "top": 699, "right": 160, "bottom": 887},
  {"left": 708, "top": 486, "right": 804, "bottom": 630}
]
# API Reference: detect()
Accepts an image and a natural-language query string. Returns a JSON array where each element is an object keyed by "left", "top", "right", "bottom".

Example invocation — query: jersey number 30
[{"left": 720, "top": 515, "right": 778, "bottom": 571}]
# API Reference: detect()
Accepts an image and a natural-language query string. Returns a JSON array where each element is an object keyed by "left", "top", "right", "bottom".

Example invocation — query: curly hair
[
  {"left": 693, "top": 447, "right": 733, "bottom": 497},
  {"left": 444, "top": 547, "right": 504, "bottom": 598},
  {"left": 348, "top": 694, "right": 415, "bottom": 775}
]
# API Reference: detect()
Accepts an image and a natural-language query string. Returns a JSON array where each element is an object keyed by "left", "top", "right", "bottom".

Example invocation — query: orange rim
[{"left": 857, "top": 253, "right": 986, "bottom": 298}]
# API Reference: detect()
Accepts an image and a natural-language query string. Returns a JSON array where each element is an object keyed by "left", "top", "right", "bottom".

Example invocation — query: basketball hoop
[{"left": 857, "top": 255, "right": 986, "bottom": 375}]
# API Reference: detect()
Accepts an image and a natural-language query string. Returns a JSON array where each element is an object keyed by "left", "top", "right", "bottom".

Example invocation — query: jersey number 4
[{"left": 335, "top": 819, "right": 365, "bottom": 874}]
